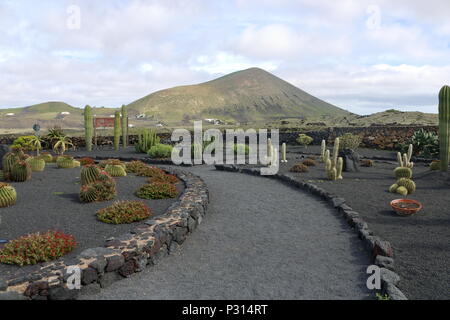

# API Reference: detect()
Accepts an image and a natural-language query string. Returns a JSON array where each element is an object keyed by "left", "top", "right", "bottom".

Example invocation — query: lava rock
[{"left": 339, "top": 149, "right": 360, "bottom": 172}]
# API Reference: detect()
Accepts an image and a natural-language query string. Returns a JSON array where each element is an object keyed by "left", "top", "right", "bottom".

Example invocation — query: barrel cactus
[
  {"left": 26, "top": 157, "right": 46, "bottom": 172},
  {"left": 439, "top": 85, "right": 450, "bottom": 171},
  {"left": 394, "top": 167, "right": 412, "bottom": 179},
  {"left": 11, "top": 160, "right": 31, "bottom": 182},
  {"left": 81, "top": 165, "right": 101, "bottom": 185},
  {"left": 396, "top": 186, "right": 408, "bottom": 196},
  {"left": 0, "top": 182, "right": 16, "bottom": 207},
  {"left": 56, "top": 156, "right": 75, "bottom": 169},
  {"left": 79, "top": 184, "right": 98, "bottom": 203},
  {"left": 105, "top": 164, "right": 127, "bottom": 177},
  {"left": 397, "top": 178, "right": 416, "bottom": 194},
  {"left": 389, "top": 183, "right": 399, "bottom": 193},
  {"left": 2, "top": 152, "right": 19, "bottom": 181},
  {"left": 79, "top": 173, "right": 116, "bottom": 203},
  {"left": 0, "top": 170, "right": 3, "bottom": 181},
  {"left": 39, "top": 152, "right": 54, "bottom": 163}
]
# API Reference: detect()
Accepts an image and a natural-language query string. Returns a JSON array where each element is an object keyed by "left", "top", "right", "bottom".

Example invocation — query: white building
[
  {"left": 5, "top": 113, "right": 15, "bottom": 116},
  {"left": 60, "top": 111, "right": 70, "bottom": 115}
]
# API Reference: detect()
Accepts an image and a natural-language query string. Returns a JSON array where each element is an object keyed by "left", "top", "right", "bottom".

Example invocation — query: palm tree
[{"left": 53, "top": 136, "right": 74, "bottom": 155}]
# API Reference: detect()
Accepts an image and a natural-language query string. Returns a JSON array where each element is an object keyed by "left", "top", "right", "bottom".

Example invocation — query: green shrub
[
  {"left": 147, "top": 173, "right": 179, "bottom": 184},
  {"left": 398, "top": 129, "right": 439, "bottom": 158},
  {"left": 136, "top": 182, "right": 178, "bottom": 199},
  {"left": 148, "top": 144, "right": 173, "bottom": 158},
  {"left": 0, "top": 231, "right": 76, "bottom": 266},
  {"left": 11, "top": 136, "right": 37, "bottom": 151},
  {"left": 96, "top": 201, "right": 152, "bottom": 224},
  {"left": 339, "top": 133, "right": 362, "bottom": 150},
  {"left": 135, "top": 165, "right": 165, "bottom": 177},
  {"left": 296, "top": 134, "right": 313, "bottom": 148},
  {"left": 125, "top": 160, "right": 147, "bottom": 173}
]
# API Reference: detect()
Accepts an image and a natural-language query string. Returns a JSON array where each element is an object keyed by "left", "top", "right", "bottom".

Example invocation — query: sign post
[{"left": 93, "top": 116, "right": 117, "bottom": 149}]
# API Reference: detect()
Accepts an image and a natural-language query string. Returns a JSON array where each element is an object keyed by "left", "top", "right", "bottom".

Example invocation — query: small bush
[
  {"left": 0, "top": 231, "right": 76, "bottom": 266},
  {"left": 99, "top": 159, "right": 125, "bottom": 169},
  {"left": 148, "top": 173, "right": 179, "bottom": 184},
  {"left": 79, "top": 157, "right": 95, "bottom": 166},
  {"left": 136, "top": 182, "right": 178, "bottom": 199},
  {"left": 290, "top": 163, "right": 309, "bottom": 173},
  {"left": 136, "top": 165, "right": 165, "bottom": 177},
  {"left": 302, "top": 159, "right": 316, "bottom": 166},
  {"left": 339, "top": 133, "right": 362, "bottom": 150},
  {"left": 296, "top": 134, "right": 313, "bottom": 148},
  {"left": 360, "top": 159, "right": 374, "bottom": 167},
  {"left": 11, "top": 136, "right": 37, "bottom": 151},
  {"left": 96, "top": 201, "right": 152, "bottom": 224},
  {"left": 125, "top": 160, "right": 147, "bottom": 173},
  {"left": 148, "top": 144, "right": 173, "bottom": 159}
]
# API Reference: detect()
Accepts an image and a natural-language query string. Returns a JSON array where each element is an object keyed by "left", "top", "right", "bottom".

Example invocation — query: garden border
[
  {"left": 214, "top": 163, "right": 408, "bottom": 300},
  {"left": 0, "top": 161, "right": 209, "bottom": 300}
]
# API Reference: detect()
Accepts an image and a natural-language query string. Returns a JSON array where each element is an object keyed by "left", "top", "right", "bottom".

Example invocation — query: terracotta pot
[{"left": 390, "top": 199, "right": 423, "bottom": 216}]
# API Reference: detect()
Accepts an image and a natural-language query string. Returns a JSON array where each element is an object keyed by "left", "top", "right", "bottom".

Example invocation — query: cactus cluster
[
  {"left": 397, "top": 144, "right": 414, "bottom": 168},
  {"left": 394, "top": 167, "right": 412, "bottom": 179},
  {"left": 26, "top": 157, "right": 46, "bottom": 172},
  {"left": 0, "top": 182, "right": 16, "bottom": 207},
  {"left": 389, "top": 178, "right": 416, "bottom": 196},
  {"left": 84, "top": 105, "right": 93, "bottom": 152},
  {"left": 105, "top": 164, "right": 127, "bottom": 177},
  {"left": 81, "top": 165, "right": 101, "bottom": 185},
  {"left": 439, "top": 85, "right": 450, "bottom": 171},
  {"left": 135, "top": 129, "right": 159, "bottom": 153},
  {"left": 2, "top": 152, "right": 19, "bottom": 181},
  {"left": 39, "top": 153, "right": 54, "bottom": 163},
  {"left": 79, "top": 171, "right": 116, "bottom": 203},
  {"left": 324, "top": 138, "right": 343, "bottom": 180}
]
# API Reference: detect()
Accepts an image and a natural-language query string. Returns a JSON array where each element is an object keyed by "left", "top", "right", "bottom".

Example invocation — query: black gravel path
[
  {"left": 0, "top": 163, "right": 184, "bottom": 279},
  {"left": 83, "top": 165, "right": 372, "bottom": 300}
]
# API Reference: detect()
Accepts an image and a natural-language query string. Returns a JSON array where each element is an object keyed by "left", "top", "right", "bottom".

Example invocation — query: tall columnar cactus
[
  {"left": 11, "top": 161, "right": 31, "bottom": 182},
  {"left": 320, "top": 139, "right": 326, "bottom": 162},
  {"left": 0, "top": 182, "right": 16, "bottom": 207},
  {"left": 84, "top": 105, "right": 93, "bottom": 152},
  {"left": 397, "top": 144, "right": 414, "bottom": 168},
  {"left": 439, "top": 85, "right": 450, "bottom": 171},
  {"left": 114, "top": 111, "right": 121, "bottom": 151},
  {"left": 281, "top": 143, "right": 287, "bottom": 163},
  {"left": 2, "top": 152, "right": 19, "bottom": 181},
  {"left": 81, "top": 165, "right": 101, "bottom": 185},
  {"left": 324, "top": 138, "right": 343, "bottom": 180},
  {"left": 121, "top": 105, "right": 128, "bottom": 148},
  {"left": 135, "top": 129, "right": 160, "bottom": 153}
]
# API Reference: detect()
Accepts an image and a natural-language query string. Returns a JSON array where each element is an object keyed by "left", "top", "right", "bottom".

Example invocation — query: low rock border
[
  {"left": 215, "top": 164, "right": 408, "bottom": 300},
  {"left": 0, "top": 164, "right": 209, "bottom": 300}
]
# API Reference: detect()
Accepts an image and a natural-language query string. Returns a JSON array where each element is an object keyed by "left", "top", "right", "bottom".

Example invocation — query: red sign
[{"left": 94, "top": 117, "right": 115, "bottom": 128}]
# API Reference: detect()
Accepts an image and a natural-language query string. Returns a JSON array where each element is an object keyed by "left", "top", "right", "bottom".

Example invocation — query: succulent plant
[
  {"left": 396, "top": 186, "right": 408, "bottom": 196},
  {"left": 79, "top": 174, "right": 116, "bottom": 203},
  {"left": 397, "top": 178, "right": 416, "bottom": 194},
  {"left": 281, "top": 143, "right": 287, "bottom": 163},
  {"left": 96, "top": 200, "right": 151, "bottom": 224},
  {"left": 114, "top": 111, "right": 121, "bottom": 151},
  {"left": 39, "top": 153, "right": 54, "bottom": 163},
  {"left": 26, "top": 157, "right": 46, "bottom": 172},
  {"left": 389, "top": 183, "right": 399, "bottom": 193},
  {"left": 438, "top": 85, "right": 450, "bottom": 171},
  {"left": 81, "top": 165, "right": 101, "bottom": 185},
  {"left": 397, "top": 144, "right": 414, "bottom": 168},
  {"left": 0, "top": 170, "right": 3, "bottom": 181},
  {"left": 324, "top": 138, "right": 343, "bottom": 180},
  {"left": 125, "top": 160, "right": 147, "bottom": 173},
  {"left": 84, "top": 105, "right": 93, "bottom": 152},
  {"left": 121, "top": 105, "right": 128, "bottom": 148},
  {"left": 0, "top": 182, "right": 17, "bottom": 207},
  {"left": 56, "top": 155, "right": 75, "bottom": 169},
  {"left": 2, "top": 152, "right": 19, "bottom": 181},
  {"left": 394, "top": 167, "right": 412, "bottom": 179},
  {"left": 105, "top": 164, "right": 127, "bottom": 177},
  {"left": 135, "top": 129, "right": 159, "bottom": 153},
  {"left": 79, "top": 184, "right": 98, "bottom": 203},
  {"left": 135, "top": 182, "right": 178, "bottom": 199},
  {"left": 320, "top": 139, "right": 326, "bottom": 162},
  {"left": 10, "top": 160, "right": 31, "bottom": 182}
]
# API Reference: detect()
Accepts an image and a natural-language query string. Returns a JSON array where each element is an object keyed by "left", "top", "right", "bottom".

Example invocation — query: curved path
[{"left": 83, "top": 165, "right": 372, "bottom": 300}]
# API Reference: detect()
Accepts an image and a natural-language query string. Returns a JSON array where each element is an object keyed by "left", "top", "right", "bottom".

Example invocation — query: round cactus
[
  {"left": 81, "top": 165, "right": 101, "bottom": 185},
  {"left": 105, "top": 164, "right": 127, "bottom": 177},
  {"left": 39, "top": 153, "right": 54, "bottom": 163},
  {"left": 26, "top": 157, "right": 46, "bottom": 172},
  {"left": 2, "top": 152, "right": 19, "bottom": 180},
  {"left": 56, "top": 156, "right": 75, "bottom": 169},
  {"left": 11, "top": 160, "right": 31, "bottom": 182},
  {"left": 79, "top": 184, "right": 97, "bottom": 203},
  {"left": 396, "top": 186, "right": 408, "bottom": 196},
  {"left": 389, "top": 183, "right": 399, "bottom": 193},
  {"left": 0, "top": 182, "right": 16, "bottom": 207},
  {"left": 397, "top": 178, "right": 416, "bottom": 194},
  {"left": 394, "top": 167, "right": 412, "bottom": 179},
  {"left": 72, "top": 160, "right": 81, "bottom": 168}
]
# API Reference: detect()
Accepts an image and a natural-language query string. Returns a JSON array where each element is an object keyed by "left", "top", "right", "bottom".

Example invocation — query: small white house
[
  {"left": 136, "top": 113, "right": 146, "bottom": 119},
  {"left": 128, "top": 124, "right": 135, "bottom": 128},
  {"left": 5, "top": 113, "right": 15, "bottom": 116},
  {"left": 60, "top": 111, "right": 70, "bottom": 115}
]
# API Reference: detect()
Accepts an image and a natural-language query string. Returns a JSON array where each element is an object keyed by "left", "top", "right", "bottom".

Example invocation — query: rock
[
  {"left": 80, "top": 283, "right": 101, "bottom": 296},
  {"left": 24, "top": 281, "right": 49, "bottom": 297},
  {"left": 81, "top": 267, "right": 98, "bottom": 285},
  {"left": 79, "top": 247, "right": 117, "bottom": 259},
  {"left": 0, "top": 279, "right": 7, "bottom": 292},
  {"left": 380, "top": 268, "right": 401, "bottom": 286},
  {"left": 48, "top": 286, "right": 80, "bottom": 300},
  {"left": 339, "top": 149, "right": 360, "bottom": 172},
  {"left": 331, "top": 197, "right": 346, "bottom": 208},
  {"left": 375, "top": 255, "right": 395, "bottom": 271},
  {"left": 0, "top": 291, "right": 28, "bottom": 300},
  {"left": 0, "top": 145, "right": 10, "bottom": 170},
  {"left": 98, "top": 272, "right": 123, "bottom": 288},
  {"left": 88, "top": 257, "right": 107, "bottom": 273},
  {"left": 173, "top": 227, "right": 188, "bottom": 244},
  {"left": 385, "top": 284, "right": 408, "bottom": 300},
  {"left": 118, "top": 260, "right": 136, "bottom": 277},
  {"left": 105, "top": 255, "right": 125, "bottom": 272},
  {"left": 373, "top": 239, "right": 394, "bottom": 258}
]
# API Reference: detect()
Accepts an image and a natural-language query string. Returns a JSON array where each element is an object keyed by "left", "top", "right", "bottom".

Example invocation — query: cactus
[
  {"left": 56, "top": 156, "right": 75, "bottom": 169},
  {"left": 39, "top": 153, "right": 54, "bottom": 163},
  {"left": 320, "top": 139, "right": 326, "bottom": 162},
  {"left": 72, "top": 160, "right": 81, "bottom": 167},
  {"left": 0, "top": 170, "right": 3, "bottom": 181},
  {"left": 105, "top": 164, "right": 127, "bottom": 177},
  {"left": 81, "top": 165, "right": 101, "bottom": 185},
  {"left": 26, "top": 157, "right": 46, "bottom": 172},
  {"left": 394, "top": 167, "right": 412, "bottom": 179},
  {"left": 135, "top": 129, "right": 160, "bottom": 153},
  {"left": 114, "top": 111, "right": 121, "bottom": 151},
  {"left": 2, "top": 152, "right": 19, "bottom": 181},
  {"left": 396, "top": 186, "right": 408, "bottom": 196},
  {"left": 11, "top": 160, "right": 31, "bottom": 182},
  {"left": 0, "top": 182, "right": 16, "bottom": 207},
  {"left": 84, "top": 105, "right": 93, "bottom": 152},
  {"left": 79, "top": 173, "right": 116, "bottom": 203},
  {"left": 121, "top": 105, "right": 128, "bottom": 148},
  {"left": 439, "top": 85, "right": 450, "bottom": 171},
  {"left": 397, "top": 178, "right": 416, "bottom": 194},
  {"left": 389, "top": 183, "right": 399, "bottom": 193},
  {"left": 281, "top": 143, "right": 287, "bottom": 163},
  {"left": 79, "top": 184, "right": 97, "bottom": 203},
  {"left": 397, "top": 144, "right": 414, "bottom": 168},
  {"left": 324, "top": 138, "right": 343, "bottom": 180}
]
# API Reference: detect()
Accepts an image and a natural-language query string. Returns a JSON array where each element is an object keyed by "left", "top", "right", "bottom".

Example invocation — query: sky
[{"left": 0, "top": 0, "right": 449, "bottom": 115}]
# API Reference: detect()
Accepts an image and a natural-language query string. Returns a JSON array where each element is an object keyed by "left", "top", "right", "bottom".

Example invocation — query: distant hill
[
  {"left": 127, "top": 67, "right": 351, "bottom": 123},
  {"left": 330, "top": 109, "right": 438, "bottom": 126}
]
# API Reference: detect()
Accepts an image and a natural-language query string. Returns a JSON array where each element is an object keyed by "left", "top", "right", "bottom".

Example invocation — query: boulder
[{"left": 339, "top": 148, "right": 360, "bottom": 172}]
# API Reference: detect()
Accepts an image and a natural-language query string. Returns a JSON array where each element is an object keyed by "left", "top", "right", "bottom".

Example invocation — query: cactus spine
[
  {"left": 11, "top": 161, "right": 31, "bottom": 182},
  {"left": 121, "top": 105, "right": 128, "bottom": 148},
  {"left": 114, "top": 111, "right": 121, "bottom": 151},
  {"left": 26, "top": 157, "right": 46, "bottom": 172},
  {"left": 84, "top": 105, "right": 93, "bottom": 152},
  {"left": 324, "top": 138, "right": 343, "bottom": 180},
  {"left": 281, "top": 143, "right": 287, "bottom": 163},
  {"left": 0, "top": 182, "right": 16, "bottom": 207},
  {"left": 439, "top": 85, "right": 450, "bottom": 171}
]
